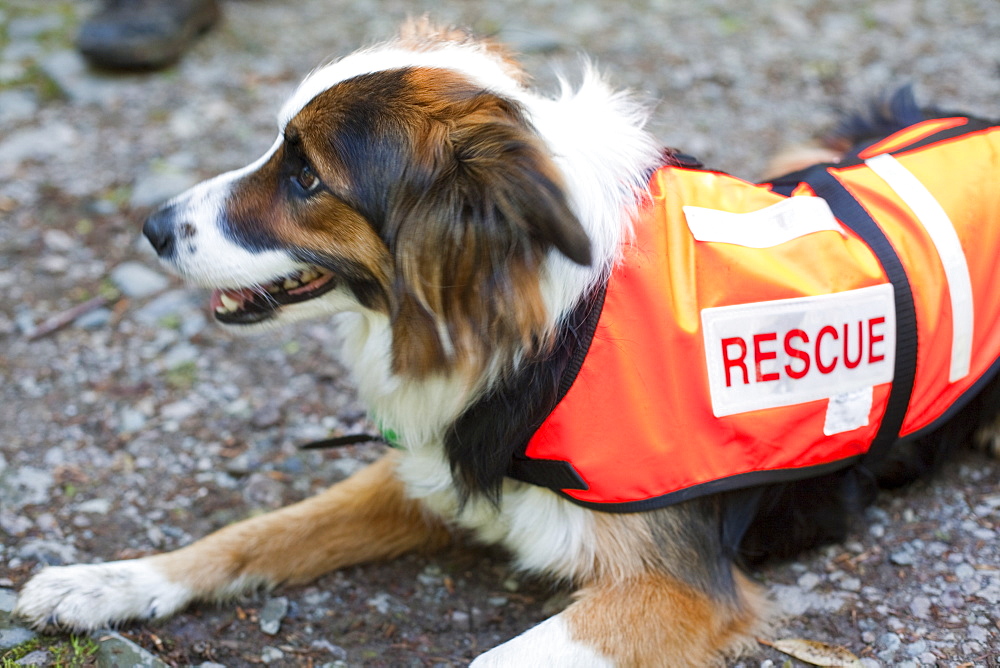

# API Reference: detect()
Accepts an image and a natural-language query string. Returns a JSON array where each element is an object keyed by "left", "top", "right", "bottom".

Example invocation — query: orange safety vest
[{"left": 512, "top": 117, "right": 1000, "bottom": 511}]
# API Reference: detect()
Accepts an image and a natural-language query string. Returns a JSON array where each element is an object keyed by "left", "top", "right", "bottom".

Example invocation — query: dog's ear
[{"left": 386, "top": 92, "right": 591, "bottom": 377}]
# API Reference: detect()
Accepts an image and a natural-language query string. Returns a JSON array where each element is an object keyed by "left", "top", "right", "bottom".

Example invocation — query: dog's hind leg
[
  {"left": 15, "top": 451, "right": 450, "bottom": 632},
  {"left": 471, "top": 570, "right": 764, "bottom": 667}
]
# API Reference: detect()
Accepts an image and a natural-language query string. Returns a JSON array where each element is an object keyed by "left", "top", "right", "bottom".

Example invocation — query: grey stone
[
  {"left": 0, "top": 90, "right": 39, "bottom": 123},
  {"left": 41, "top": 50, "right": 122, "bottom": 106},
  {"left": 1, "top": 467, "right": 54, "bottom": 508},
  {"left": 260, "top": 596, "right": 289, "bottom": 635},
  {"left": 7, "top": 15, "right": 64, "bottom": 39},
  {"left": 95, "top": 631, "right": 170, "bottom": 668},
  {"left": 74, "top": 307, "right": 112, "bottom": 330},
  {"left": 17, "top": 538, "right": 78, "bottom": 566},
  {"left": 889, "top": 548, "right": 915, "bottom": 566},
  {"left": 76, "top": 498, "right": 112, "bottom": 514},
  {"left": 130, "top": 169, "right": 199, "bottom": 209},
  {"left": 117, "top": 407, "right": 148, "bottom": 434},
  {"left": 310, "top": 639, "right": 348, "bottom": 660},
  {"left": 261, "top": 646, "right": 285, "bottom": 663},
  {"left": 0, "top": 588, "right": 17, "bottom": 613},
  {"left": 15, "top": 649, "right": 50, "bottom": 665},
  {"left": 0, "top": 122, "right": 78, "bottom": 167},
  {"left": 111, "top": 261, "right": 170, "bottom": 298},
  {"left": 0, "top": 626, "right": 37, "bottom": 652},
  {"left": 909, "top": 595, "right": 932, "bottom": 618},
  {"left": 133, "top": 290, "right": 203, "bottom": 327}
]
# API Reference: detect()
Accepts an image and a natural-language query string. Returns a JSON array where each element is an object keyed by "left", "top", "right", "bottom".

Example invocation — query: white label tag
[
  {"left": 824, "top": 387, "right": 874, "bottom": 435},
  {"left": 701, "top": 284, "right": 896, "bottom": 417},
  {"left": 684, "top": 196, "right": 845, "bottom": 248}
]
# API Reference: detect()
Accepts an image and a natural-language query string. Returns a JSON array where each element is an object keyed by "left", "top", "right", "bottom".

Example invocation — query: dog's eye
[{"left": 295, "top": 165, "right": 321, "bottom": 194}]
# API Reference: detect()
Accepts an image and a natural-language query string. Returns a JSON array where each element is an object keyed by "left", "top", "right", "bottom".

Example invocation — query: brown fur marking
[
  {"left": 564, "top": 571, "right": 764, "bottom": 667},
  {"left": 154, "top": 453, "right": 451, "bottom": 594}
]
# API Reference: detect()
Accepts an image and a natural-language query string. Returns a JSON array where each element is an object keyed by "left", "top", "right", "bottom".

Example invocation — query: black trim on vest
[
  {"left": 502, "top": 285, "right": 607, "bottom": 491},
  {"left": 545, "top": 455, "right": 868, "bottom": 513}
]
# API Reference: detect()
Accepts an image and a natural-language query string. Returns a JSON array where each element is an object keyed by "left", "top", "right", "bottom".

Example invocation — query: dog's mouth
[{"left": 211, "top": 265, "right": 338, "bottom": 324}]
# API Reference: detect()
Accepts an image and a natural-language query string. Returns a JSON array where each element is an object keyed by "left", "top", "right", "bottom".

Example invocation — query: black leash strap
[{"left": 299, "top": 433, "right": 386, "bottom": 450}]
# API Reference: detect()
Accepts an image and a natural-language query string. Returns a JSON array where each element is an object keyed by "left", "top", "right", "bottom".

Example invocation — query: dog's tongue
[{"left": 210, "top": 287, "right": 257, "bottom": 312}]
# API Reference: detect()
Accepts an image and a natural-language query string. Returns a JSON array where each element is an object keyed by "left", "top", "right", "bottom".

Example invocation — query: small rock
[
  {"left": 261, "top": 646, "right": 285, "bottom": 663},
  {"left": 906, "top": 639, "right": 928, "bottom": 656},
  {"left": 17, "top": 539, "right": 78, "bottom": 566},
  {"left": 252, "top": 404, "right": 284, "bottom": 429},
  {"left": 310, "top": 639, "right": 348, "bottom": 660},
  {"left": 0, "top": 90, "right": 38, "bottom": 123},
  {"left": 42, "top": 229, "right": 76, "bottom": 252},
  {"left": 260, "top": 596, "right": 289, "bottom": 635},
  {"left": 96, "top": 632, "right": 170, "bottom": 668},
  {"left": 111, "top": 261, "right": 169, "bottom": 298},
  {"left": 1, "top": 467, "right": 54, "bottom": 508},
  {"left": 15, "top": 650, "right": 51, "bottom": 666},
  {"left": 0, "top": 626, "right": 37, "bottom": 652},
  {"left": 367, "top": 592, "right": 392, "bottom": 615},
  {"left": 131, "top": 168, "right": 199, "bottom": 209},
  {"left": 909, "top": 595, "right": 932, "bottom": 618},
  {"left": 41, "top": 50, "right": 121, "bottom": 106},
  {"left": 74, "top": 307, "right": 112, "bottom": 330},
  {"left": 76, "top": 498, "right": 112, "bottom": 514},
  {"left": 243, "top": 472, "right": 285, "bottom": 509},
  {"left": 876, "top": 631, "right": 901, "bottom": 659},
  {"left": 839, "top": 577, "right": 861, "bottom": 592},
  {"left": 133, "top": 290, "right": 203, "bottom": 327},
  {"left": 0, "top": 122, "right": 78, "bottom": 166},
  {"left": 796, "top": 572, "right": 820, "bottom": 591},
  {"left": 889, "top": 548, "right": 915, "bottom": 566},
  {"left": 117, "top": 407, "right": 148, "bottom": 434},
  {"left": 0, "top": 588, "right": 17, "bottom": 613},
  {"left": 955, "top": 563, "right": 976, "bottom": 580}
]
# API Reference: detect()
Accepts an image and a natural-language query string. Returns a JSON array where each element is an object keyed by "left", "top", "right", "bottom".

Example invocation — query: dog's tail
[
  {"left": 761, "top": 86, "right": 931, "bottom": 180},
  {"left": 822, "top": 85, "right": 929, "bottom": 153}
]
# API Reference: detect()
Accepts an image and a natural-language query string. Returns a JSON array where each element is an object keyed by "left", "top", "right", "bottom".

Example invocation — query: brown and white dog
[{"left": 15, "top": 20, "right": 1000, "bottom": 665}]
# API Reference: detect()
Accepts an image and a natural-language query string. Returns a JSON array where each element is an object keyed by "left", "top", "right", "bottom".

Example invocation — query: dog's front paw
[{"left": 15, "top": 559, "right": 192, "bottom": 632}]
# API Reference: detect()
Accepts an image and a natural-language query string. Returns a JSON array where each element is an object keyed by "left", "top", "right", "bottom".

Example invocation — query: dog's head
[{"left": 144, "top": 21, "right": 591, "bottom": 377}]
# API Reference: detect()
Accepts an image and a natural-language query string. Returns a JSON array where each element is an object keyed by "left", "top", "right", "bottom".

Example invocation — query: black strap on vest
[{"left": 804, "top": 167, "right": 918, "bottom": 467}]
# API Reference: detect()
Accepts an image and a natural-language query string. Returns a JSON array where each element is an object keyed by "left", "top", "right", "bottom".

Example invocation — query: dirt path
[{"left": 2, "top": 0, "right": 999, "bottom": 665}]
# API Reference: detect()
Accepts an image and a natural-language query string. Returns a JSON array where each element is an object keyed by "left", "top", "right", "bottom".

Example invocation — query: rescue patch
[{"left": 701, "top": 284, "right": 896, "bottom": 417}]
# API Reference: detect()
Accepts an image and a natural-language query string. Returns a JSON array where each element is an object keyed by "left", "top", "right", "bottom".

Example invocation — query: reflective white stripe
[
  {"left": 865, "top": 153, "right": 973, "bottom": 382},
  {"left": 684, "top": 196, "right": 844, "bottom": 248}
]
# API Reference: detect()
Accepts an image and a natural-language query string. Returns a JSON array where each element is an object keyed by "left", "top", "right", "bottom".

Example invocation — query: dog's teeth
[
  {"left": 283, "top": 278, "right": 300, "bottom": 290},
  {"left": 266, "top": 283, "right": 281, "bottom": 294},
  {"left": 219, "top": 293, "right": 240, "bottom": 312},
  {"left": 300, "top": 269, "right": 318, "bottom": 283}
]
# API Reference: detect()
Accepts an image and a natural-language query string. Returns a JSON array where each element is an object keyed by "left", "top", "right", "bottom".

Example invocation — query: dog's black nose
[{"left": 143, "top": 205, "right": 177, "bottom": 258}]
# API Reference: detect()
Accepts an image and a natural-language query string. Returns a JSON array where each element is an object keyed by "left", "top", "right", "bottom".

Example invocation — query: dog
[{"left": 15, "top": 20, "right": 1000, "bottom": 665}]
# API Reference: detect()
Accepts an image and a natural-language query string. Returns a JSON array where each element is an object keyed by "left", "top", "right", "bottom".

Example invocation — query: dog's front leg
[
  {"left": 15, "top": 451, "right": 450, "bottom": 632},
  {"left": 472, "top": 571, "right": 762, "bottom": 667}
]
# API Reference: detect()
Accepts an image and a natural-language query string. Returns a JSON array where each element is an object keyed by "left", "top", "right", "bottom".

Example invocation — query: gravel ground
[{"left": 1, "top": 0, "right": 999, "bottom": 666}]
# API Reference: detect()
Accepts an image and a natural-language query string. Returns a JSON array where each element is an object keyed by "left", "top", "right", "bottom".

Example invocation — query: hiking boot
[{"left": 76, "top": 0, "right": 221, "bottom": 70}]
